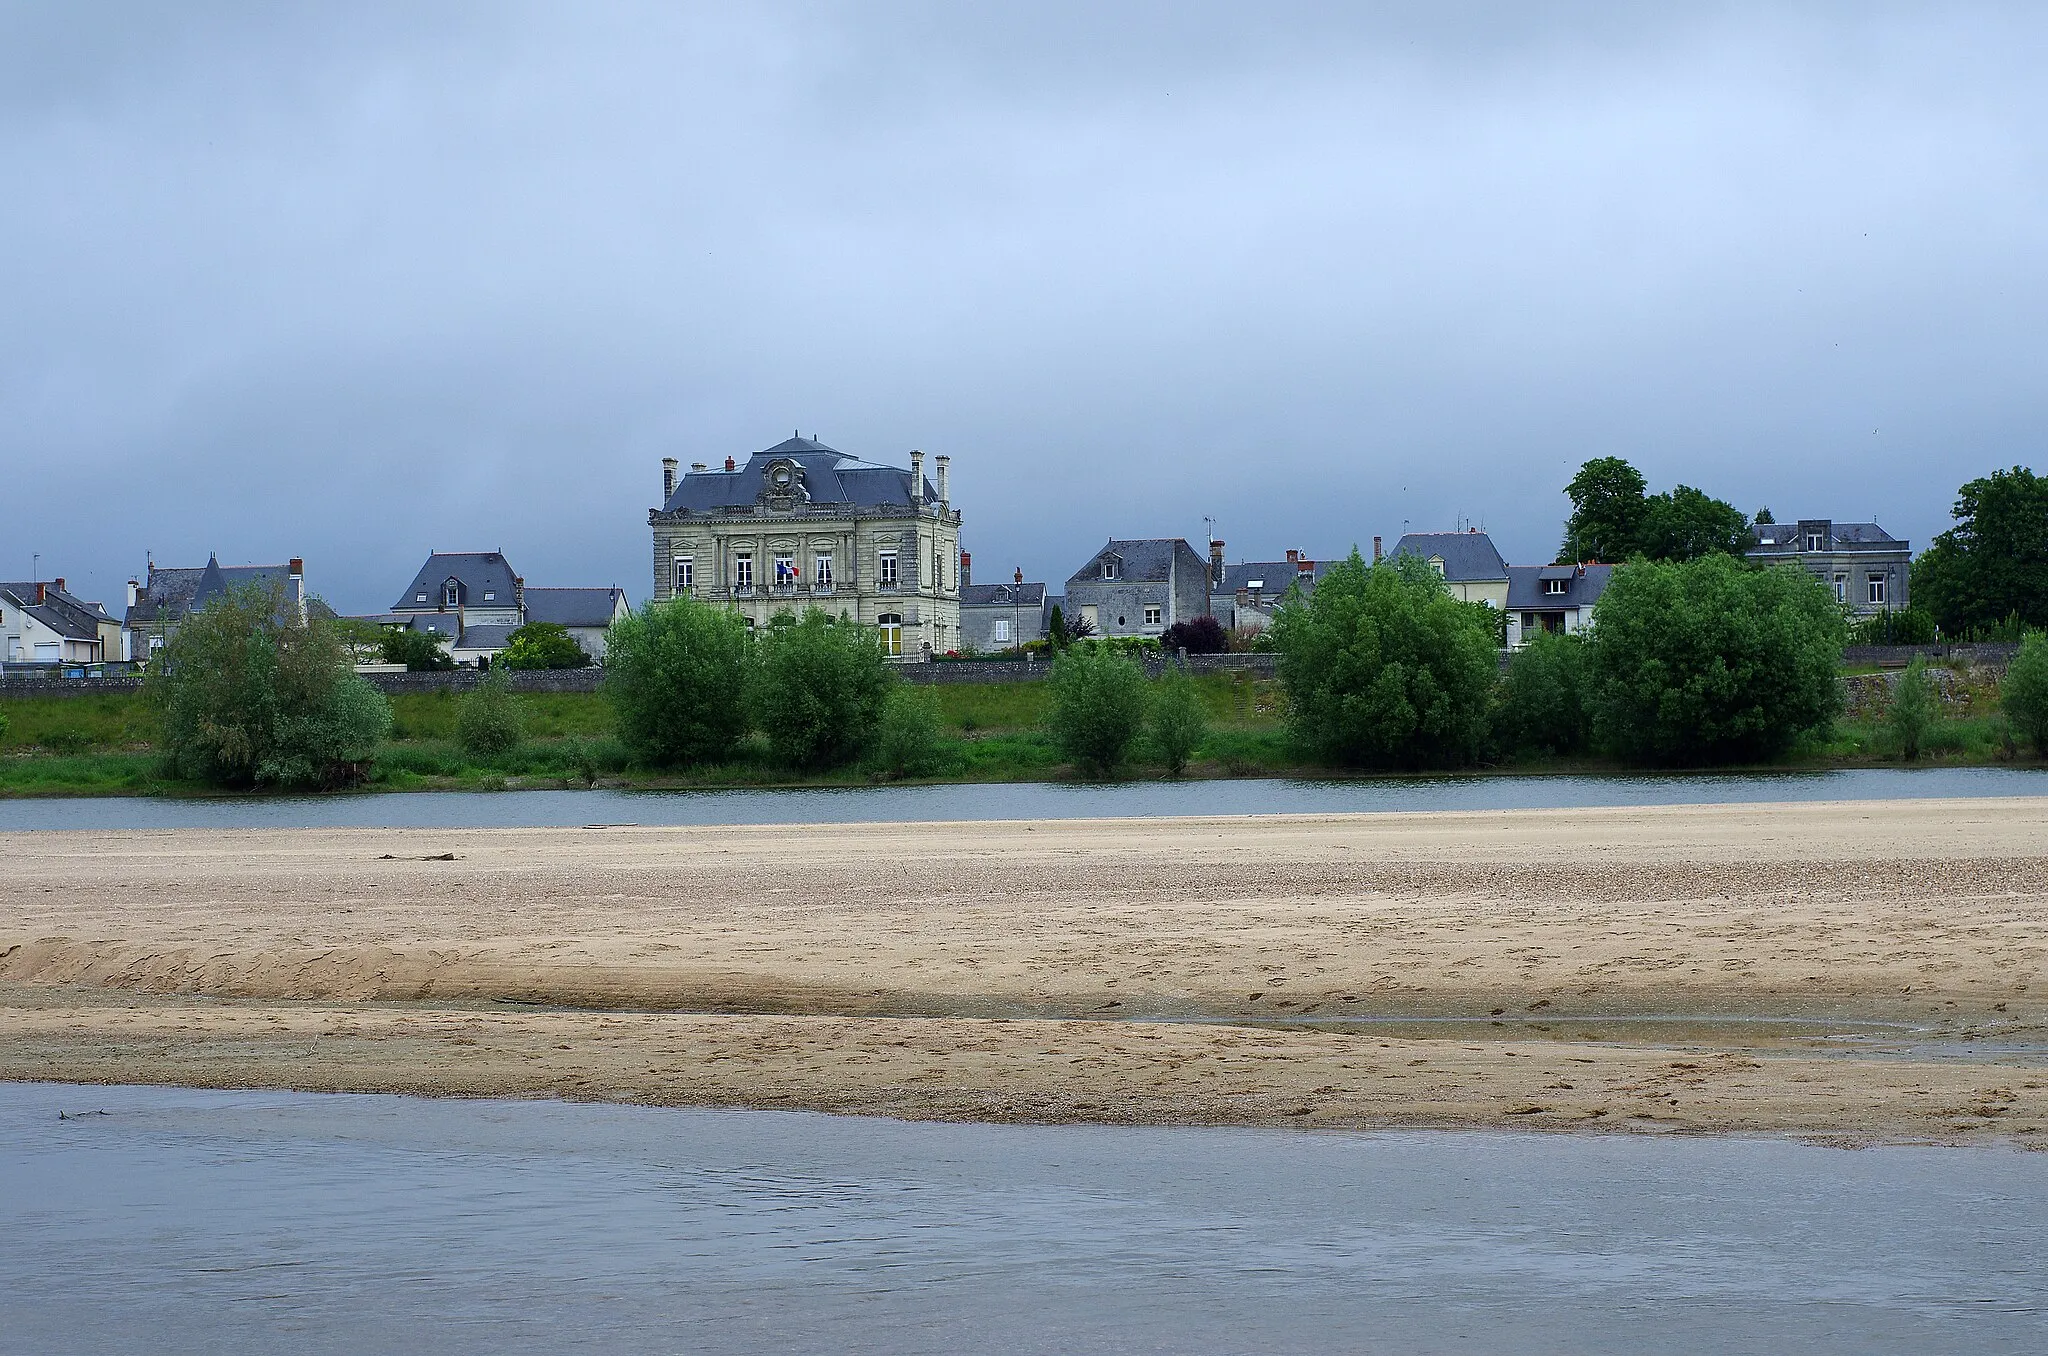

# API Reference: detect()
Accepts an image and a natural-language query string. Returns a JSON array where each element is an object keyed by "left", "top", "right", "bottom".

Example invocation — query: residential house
[
  {"left": 958, "top": 553, "right": 1048, "bottom": 651},
  {"left": 650, "top": 434, "right": 963, "bottom": 658},
  {"left": 1506, "top": 563, "right": 1614, "bottom": 649},
  {"left": 1388, "top": 531, "right": 1510, "bottom": 609},
  {"left": 1205, "top": 540, "right": 1328, "bottom": 631},
  {"left": 1062, "top": 538, "right": 1210, "bottom": 639},
  {"left": 377, "top": 551, "right": 628, "bottom": 665},
  {"left": 1, "top": 579, "right": 120, "bottom": 666},
  {"left": 1747, "top": 519, "right": 1910, "bottom": 615},
  {"left": 123, "top": 555, "right": 307, "bottom": 662}
]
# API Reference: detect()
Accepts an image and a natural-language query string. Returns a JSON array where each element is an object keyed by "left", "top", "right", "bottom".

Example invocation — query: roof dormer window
[
  {"left": 443, "top": 580, "right": 460, "bottom": 607},
  {"left": 1805, "top": 532, "right": 1826, "bottom": 552},
  {"left": 1544, "top": 578, "right": 1568, "bottom": 596},
  {"left": 483, "top": 592, "right": 494, "bottom": 602},
  {"left": 1101, "top": 560, "right": 1118, "bottom": 579}
]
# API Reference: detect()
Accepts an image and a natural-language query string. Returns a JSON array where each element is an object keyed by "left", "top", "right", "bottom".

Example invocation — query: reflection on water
[
  {"left": 1, "top": 765, "right": 2043, "bottom": 831},
  {"left": 3, "top": 1083, "right": 2045, "bottom": 1354}
]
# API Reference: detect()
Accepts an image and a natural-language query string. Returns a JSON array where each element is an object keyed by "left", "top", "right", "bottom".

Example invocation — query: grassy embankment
[
  {"left": 0, "top": 662, "right": 2033, "bottom": 797},
  {"left": 0, "top": 673, "right": 1298, "bottom": 796}
]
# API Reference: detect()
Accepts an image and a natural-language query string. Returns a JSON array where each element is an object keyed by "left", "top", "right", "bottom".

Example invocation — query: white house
[
  {"left": 1505, "top": 563, "right": 1614, "bottom": 649},
  {"left": 2, "top": 579, "right": 120, "bottom": 666}
]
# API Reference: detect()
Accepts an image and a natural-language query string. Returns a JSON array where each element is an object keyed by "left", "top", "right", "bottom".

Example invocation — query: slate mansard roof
[
  {"left": 1506, "top": 564, "right": 1614, "bottom": 611},
  {"left": 661, "top": 436, "right": 938, "bottom": 515},
  {"left": 393, "top": 552, "right": 520, "bottom": 611},
  {"left": 1388, "top": 532, "right": 1510, "bottom": 582},
  {"left": 1750, "top": 521, "right": 1907, "bottom": 553},
  {"left": 523, "top": 586, "right": 627, "bottom": 628},
  {"left": 1066, "top": 539, "right": 1201, "bottom": 588},
  {"left": 960, "top": 582, "right": 1048, "bottom": 608}
]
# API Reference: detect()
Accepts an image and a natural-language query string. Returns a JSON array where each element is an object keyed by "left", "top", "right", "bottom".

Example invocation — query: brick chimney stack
[
  {"left": 662, "top": 457, "right": 678, "bottom": 500},
  {"left": 724, "top": 456, "right": 736, "bottom": 472},
  {"left": 1209, "top": 538, "right": 1225, "bottom": 588},
  {"left": 935, "top": 453, "right": 950, "bottom": 508},
  {"left": 35, "top": 583, "right": 46, "bottom": 603},
  {"left": 959, "top": 550, "right": 972, "bottom": 587},
  {"left": 1014, "top": 567, "right": 1023, "bottom": 585}
]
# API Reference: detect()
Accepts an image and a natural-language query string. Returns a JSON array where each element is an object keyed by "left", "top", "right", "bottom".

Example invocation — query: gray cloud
[{"left": 3, "top": 1, "right": 2042, "bottom": 609}]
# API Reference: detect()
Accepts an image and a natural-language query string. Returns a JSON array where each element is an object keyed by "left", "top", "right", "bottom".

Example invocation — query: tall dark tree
[
  {"left": 1636, "top": 485, "right": 1754, "bottom": 562},
  {"left": 1912, "top": 467, "right": 2048, "bottom": 635},
  {"left": 1557, "top": 457, "right": 1648, "bottom": 564}
]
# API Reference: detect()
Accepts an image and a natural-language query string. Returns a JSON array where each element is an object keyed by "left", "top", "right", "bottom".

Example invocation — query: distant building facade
[
  {"left": 1205, "top": 541, "right": 1328, "bottom": 631},
  {"left": 1, "top": 579, "right": 119, "bottom": 666},
  {"left": 1062, "top": 538, "right": 1210, "bottom": 639},
  {"left": 1505, "top": 563, "right": 1614, "bottom": 649},
  {"left": 1388, "top": 531, "right": 1510, "bottom": 610},
  {"left": 377, "top": 551, "right": 628, "bottom": 665},
  {"left": 1747, "top": 519, "right": 1910, "bottom": 616},
  {"left": 123, "top": 555, "right": 307, "bottom": 662},
  {"left": 958, "top": 553, "right": 1048, "bottom": 651},
  {"left": 649, "top": 435, "right": 963, "bottom": 658}
]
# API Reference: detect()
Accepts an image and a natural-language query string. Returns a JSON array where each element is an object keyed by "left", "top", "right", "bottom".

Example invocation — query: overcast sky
[{"left": 4, "top": 2, "right": 2042, "bottom": 611}]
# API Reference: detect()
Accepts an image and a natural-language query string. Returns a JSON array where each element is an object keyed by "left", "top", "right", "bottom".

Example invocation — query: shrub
[
  {"left": 1884, "top": 657, "right": 1936, "bottom": 761},
  {"left": 1848, "top": 608, "right": 1939, "bottom": 646},
  {"left": 1494, "top": 631, "right": 1592, "bottom": 757},
  {"left": 1149, "top": 670, "right": 1208, "bottom": 775},
  {"left": 1586, "top": 555, "right": 1846, "bottom": 765},
  {"left": 601, "top": 595, "right": 753, "bottom": 766},
  {"left": 2004, "top": 634, "right": 2048, "bottom": 755},
  {"left": 455, "top": 671, "right": 524, "bottom": 757},
  {"left": 1270, "top": 551, "right": 1497, "bottom": 768},
  {"left": 149, "top": 587, "right": 392, "bottom": 789},
  {"left": 381, "top": 627, "right": 455, "bottom": 672},
  {"left": 750, "top": 610, "right": 894, "bottom": 769},
  {"left": 498, "top": 622, "right": 591, "bottom": 670},
  {"left": 1047, "top": 645, "right": 1149, "bottom": 776},
  {"left": 1160, "top": 615, "right": 1228, "bottom": 655},
  {"left": 870, "top": 686, "right": 947, "bottom": 779}
]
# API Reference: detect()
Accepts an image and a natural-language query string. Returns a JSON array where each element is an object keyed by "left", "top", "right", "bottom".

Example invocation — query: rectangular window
[
  {"left": 814, "top": 555, "right": 833, "bottom": 589},
  {"left": 733, "top": 554, "right": 754, "bottom": 590},
  {"left": 774, "top": 555, "right": 796, "bottom": 587},
  {"left": 1832, "top": 572, "right": 1846, "bottom": 602},
  {"left": 1867, "top": 573, "right": 1888, "bottom": 605},
  {"left": 483, "top": 591, "right": 495, "bottom": 602},
  {"left": 878, "top": 613, "right": 903, "bottom": 657},
  {"left": 1144, "top": 606, "right": 1162, "bottom": 626},
  {"left": 992, "top": 618, "right": 1012, "bottom": 643},
  {"left": 673, "top": 556, "right": 693, "bottom": 591},
  {"left": 1805, "top": 533, "right": 1826, "bottom": 552},
  {"left": 935, "top": 543, "right": 945, "bottom": 589},
  {"left": 879, "top": 550, "right": 898, "bottom": 586},
  {"left": 1544, "top": 578, "right": 1567, "bottom": 596}
]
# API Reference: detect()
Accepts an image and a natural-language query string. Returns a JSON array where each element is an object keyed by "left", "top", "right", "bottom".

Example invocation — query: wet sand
[{"left": 5, "top": 798, "right": 2047, "bottom": 1141}]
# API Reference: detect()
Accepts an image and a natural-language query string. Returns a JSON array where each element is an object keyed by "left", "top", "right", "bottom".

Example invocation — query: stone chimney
[
  {"left": 288, "top": 559, "right": 305, "bottom": 624},
  {"left": 1373, "top": 535, "right": 1383, "bottom": 563},
  {"left": 1209, "top": 538, "right": 1225, "bottom": 588},
  {"left": 662, "top": 457, "right": 679, "bottom": 500},
  {"left": 513, "top": 575, "right": 526, "bottom": 619},
  {"left": 126, "top": 579, "right": 141, "bottom": 611},
  {"left": 53, "top": 577, "right": 65, "bottom": 594},
  {"left": 959, "top": 550, "right": 971, "bottom": 587},
  {"left": 935, "top": 454, "right": 950, "bottom": 508},
  {"left": 1286, "top": 549, "right": 1300, "bottom": 565},
  {"left": 1014, "top": 567, "right": 1023, "bottom": 585},
  {"left": 910, "top": 450, "right": 925, "bottom": 508}
]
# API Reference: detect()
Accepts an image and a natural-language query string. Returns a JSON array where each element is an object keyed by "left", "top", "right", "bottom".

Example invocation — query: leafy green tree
[
  {"left": 1884, "top": 657, "right": 1936, "bottom": 761},
  {"left": 456, "top": 670, "right": 524, "bottom": 757},
  {"left": 498, "top": 622, "right": 591, "bottom": 670},
  {"left": 1558, "top": 457, "right": 1649, "bottom": 564},
  {"left": 325, "top": 614, "right": 391, "bottom": 664},
  {"left": 1047, "top": 644, "right": 1149, "bottom": 776},
  {"left": 1271, "top": 551, "right": 1498, "bottom": 768},
  {"left": 1586, "top": 556, "right": 1845, "bottom": 765},
  {"left": 1636, "top": 485, "right": 1754, "bottom": 562},
  {"left": 750, "top": 610, "right": 894, "bottom": 769},
  {"left": 1148, "top": 670, "right": 1208, "bottom": 775},
  {"left": 869, "top": 686, "right": 948, "bottom": 779},
  {"left": 1493, "top": 631, "right": 1592, "bottom": 757},
  {"left": 601, "top": 595, "right": 753, "bottom": 766},
  {"left": 380, "top": 627, "right": 455, "bottom": 672},
  {"left": 148, "top": 585, "right": 391, "bottom": 789},
  {"left": 1913, "top": 467, "right": 2048, "bottom": 635},
  {"left": 2003, "top": 634, "right": 2048, "bottom": 756}
]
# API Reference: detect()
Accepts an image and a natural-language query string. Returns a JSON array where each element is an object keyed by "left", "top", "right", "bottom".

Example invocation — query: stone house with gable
[
  {"left": 1388, "top": 531, "right": 1511, "bottom": 610},
  {"left": 377, "top": 551, "right": 628, "bottom": 665},
  {"left": 1062, "top": 538, "right": 1210, "bottom": 639},
  {"left": 649, "top": 434, "right": 963, "bottom": 659},
  {"left": 122, "top": 555, "right": 307, "bottom": 662},
  {"left": 1204, "top": 541, "right": 1330, "bottom": 632},
  {"left": 957, "top": 553, "right": 1048, "bottom": 651}
]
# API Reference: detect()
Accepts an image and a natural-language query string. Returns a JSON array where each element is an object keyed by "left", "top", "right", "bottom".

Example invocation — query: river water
[
  {"left": 0, "top": 765, "right": 2042, "bottom": 831},
  {"left": 2, "top": 1083, "right": 2043, "bottom": 1354}
]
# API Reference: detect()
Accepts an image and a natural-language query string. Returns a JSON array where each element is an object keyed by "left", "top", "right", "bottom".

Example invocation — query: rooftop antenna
[
  {"left": 1203, "top": 515, "right": 1217, "bottom": 545},
  {"left": 32, "top": 552, "right": 40, "bottom": 585}
]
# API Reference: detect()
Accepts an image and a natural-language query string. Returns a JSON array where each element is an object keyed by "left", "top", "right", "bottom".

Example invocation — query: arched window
[
  {"left": 877, "top": 613, "right": 902, "bottom": 658},
  {"left": 443, "top": 579, "right": 460, "bottom": 607}
]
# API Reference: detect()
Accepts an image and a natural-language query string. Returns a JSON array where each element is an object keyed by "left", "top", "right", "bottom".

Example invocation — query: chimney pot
[
  {"left": 288, "top": 558, "right": 303, "bottom": 576},
  {"left": 36, "top": 583, "right": 47, "bottom": 603},
  {"left": 1014, "top": 567, "right": 1023, "bottom": 585},
  {"left": 959, "top": 550, "right": 971, "bottom": 587},
  {"left": 1286, "top": 549, "right": 1299, "bottom": 564},
  {"left": 724, "top": 456, "right": 736, "bottom": 472}
]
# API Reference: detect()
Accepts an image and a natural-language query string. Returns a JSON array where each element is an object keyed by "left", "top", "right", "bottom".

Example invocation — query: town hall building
[{"left": 648, "top": 434, "right": 963, "bottom": 658}]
